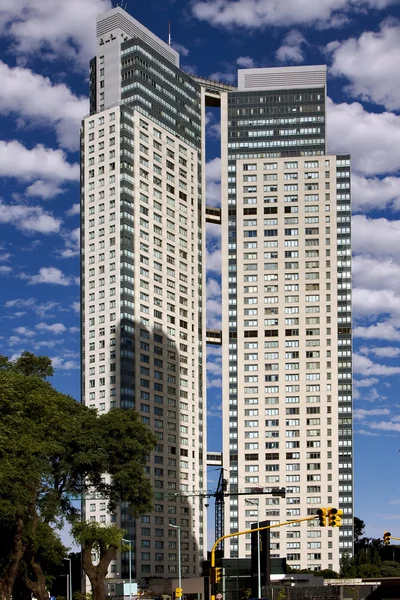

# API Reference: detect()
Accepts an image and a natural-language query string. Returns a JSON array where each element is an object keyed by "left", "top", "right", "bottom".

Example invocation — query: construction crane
[{"left": 155, "top": 468, "right": 285, "bottom": 554}]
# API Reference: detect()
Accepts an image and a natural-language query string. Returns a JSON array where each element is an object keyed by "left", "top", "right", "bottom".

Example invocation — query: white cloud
[
  {"left": 205, "top": 112, "right": 221, "bottom": 140},
  {"left": 14, "top": 326, "right": 35, "bottom": 337},
  {"left": 352, "top": 173, "right": 400, "bottom": 213},
  {"left": 369, "top": 421, "right": 400, "bottom": 432},
  {"left": 361, "top": 346, "right": 400, "bottom": 358},
  {"left": 206, "top": 157, "right": 221, "bottom": 207},
  {"left": 354, "top": 353, "right": 400, "bottom": 376},
  {"left": 22, "top": 267, "right": 75, "bottom": 286},
  {"left": 171, "top": 42, "right": 190, "bottom": 56},
  {"left": 0, "top": 0, "right": 112, "bottom": 69},
  {"left": 328, "top": 99, "right": 400, "bottom": 176},
  {"left": 206, "top": 245, "right": 222, "bottom": 274},
  {"left": 72, "top": 301, "right": 80, "bottom": 313},
  {"left": 58, "top": 227, "right": 80, "bottom": 258},
  {"left": 354, "top": 321, "right": 400, "bottom": 341},
  {"left": 209, "top": 69, "right": 236, "bottom": 84},
  {"left": 276, "top": 30, "right": 307, "bottom": 63},
  {"left": 36, "top": 322, "right": 66, "bottom": 335},
  {"left": 353, "top": 377, "right": 379, "bottom": 388},
  {"left": 0, "top": 141, "right": 78, "bottom": 183},
  {"left": 352, "top": 216, "right": 400, "bottom": 260},
  {"left": 0, "top": 200, "right": 62, "bottom": 234},
  {"left": 0, "top": 61, "right": 88, "bottom": 149},
  {"left": 353, "top": 288, "right": 400, "bottom": 319},
  {"left": 353, "top": 408, "right": 391, "bottom": 420},
  {"left": 327, "top": 22, "right": 400, "bottom": 110},
  {"left": 26, "top": 180, "right": 66, "bottom": 200},
  {"left": 236, "top": 56, "right": 256, "bottom": 68},
  {"left": 206, "top": 278, "right": 222, "bottom": 329},
  {"left": 191, "top": 0, "right": 396, "bottom": 30},
  {"left": 0, "top": 265, "right": 12, "bottom": 274},
  {"left": 65, "top": 204, "right": 80, "bottom": 217},
  {"left": 50, "top": 357, "right": 79, "bottom": 370},
  {"left": 353, "top": 256, "right": 400, "bottom": 294}
]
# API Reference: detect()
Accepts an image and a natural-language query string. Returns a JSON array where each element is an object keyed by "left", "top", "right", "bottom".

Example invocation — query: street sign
[{"left": 216, "top": 594, "right": 223, "bottom": 599}]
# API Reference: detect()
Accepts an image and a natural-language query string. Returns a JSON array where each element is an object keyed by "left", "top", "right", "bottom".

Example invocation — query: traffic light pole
[{"left": 210, "top": 515, "right": 317, "bottom": 600}]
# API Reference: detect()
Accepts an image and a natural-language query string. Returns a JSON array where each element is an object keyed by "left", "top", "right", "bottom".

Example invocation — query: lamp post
[
  {"left": 245, "top": 499, "right": 261, "bottom": 599},
  {"left": 64, "top": 558, "right": 72, "bottom": 600},
  {"left": 169, "top": 524, "right": 182, "bottom": 595},
  {"left": 122, "top": 538, "right": 132, "bottom": 598}
]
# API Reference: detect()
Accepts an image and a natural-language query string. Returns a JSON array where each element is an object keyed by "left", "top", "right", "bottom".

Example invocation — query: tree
[
  {"left": 354, "top": 517, "right": 365, "bottom": 547},
  {"left": 0, "top": 353, "right": 157, "bottom": 600},
  {"left": 73, "top": 523, "right": 124, "bottom": 600}
]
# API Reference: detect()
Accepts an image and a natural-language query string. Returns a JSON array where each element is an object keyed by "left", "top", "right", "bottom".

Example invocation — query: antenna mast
[{"left": 168, "top": 21, "right": 171, "bottom": 46}]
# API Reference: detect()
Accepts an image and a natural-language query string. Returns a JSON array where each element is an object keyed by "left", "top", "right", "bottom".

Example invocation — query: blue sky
[{"left": 1, "top": 0, "right": 400, "bottom": 545}]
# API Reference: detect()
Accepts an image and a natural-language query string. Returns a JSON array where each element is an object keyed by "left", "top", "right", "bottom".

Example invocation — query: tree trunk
[
  {"left": 25, "top": 558, "right": 50, "bottom": 600},
  {"left": 82, "top": 543, "right": 118, "bottom": 600},
  {"left": 0, "top": 517, "right": 26, "bottom": 600}
]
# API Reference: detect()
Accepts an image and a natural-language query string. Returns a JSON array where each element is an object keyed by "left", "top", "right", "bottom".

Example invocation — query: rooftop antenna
[{"left": 168, "top": 21, "right": 171, "bottom": 46}]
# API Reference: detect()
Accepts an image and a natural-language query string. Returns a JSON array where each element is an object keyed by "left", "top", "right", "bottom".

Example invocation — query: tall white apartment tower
[
  {"left": 81, "top": 7, "right": 207, "bottom": 583},
  {"left": 220, "top": 67, "right": 353, "bottom": 571}
]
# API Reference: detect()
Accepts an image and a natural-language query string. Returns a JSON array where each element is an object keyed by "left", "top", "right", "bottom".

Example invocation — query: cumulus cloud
[
  {"left": 206, "top": 157, "right": 221, "bottom": 207},
  {"left": 25, "top": 180, "right": 66, "bottom": 200},
  {"left": 65, "top": 204, "right": 80, "bottom": 217},
  {"left": 354, "top": 321, "right": 400, "bottom": 341},
  {"left": 0, "top": 200, "right": 62, "bottom": 234},
  {"left": 50, "top": 357, "right": 79, "bottom": 370},
  {"left": 0, "top": 141, "right": 78, "bottom": 183},
  {"left": 353, "top": 353, "right": 400, "bottom": 376},
  {"left": 14, "top": 326, "right": 35, "bottom": 337},
  {"left": 327, "top": 22, "right": 400, "bottom": 110},
  {"left": 353, "top": 288, "right": 400, "bottom": 320},
  {"left": 0, "top": 0, "right": 112, "bottom": 69},
  {"left": 276, "top": 30, "right": 307, "bottom": 63},
  {"left": 352, "top": 173, "right": 400, "bottom": 213},
  {"left": 58, "top": 227, "right": 80, "bottom": 258},
  {"left": 22, "top": 267, "right": 76, "bottom": 286},
  {"left": 353, "top": 408, "right": 391, "bottom": 420},
  {"left": 361, "top": 346, "right": 400, "bottom": 358},
  {"left": 353, "top": 256, "right": 400, "bottom": 294},
  {"left": 352, "top": 216, "right": 400, "bottom": 260},
  {"left": 328, "top": 99, "right": 400, "bottom": 176},
  {"left": 0, "top": 265, "right": 12, "bottom": 275},
  {"left": 206, "top": 278, "right": 222, "bottom": 329},
  {"left": 0, "top": 61, "right": 88, "bottom": 149},
  {"left": 236, "top": 56, "right": 256, "bottom": 68},
  {"left": 192, "top": 0, "right": 396, "bottom": 30},
  {"left": 36, "top": 322, "right": 66, "bottom": 335}
]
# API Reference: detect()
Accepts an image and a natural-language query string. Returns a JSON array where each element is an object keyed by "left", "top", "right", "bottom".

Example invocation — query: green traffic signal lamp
[
  {"left": 328, "top": 508, "right": 343, "bottom": 527},
  {"left": 384, "top": 531, "right": 391, "bottom": 545},
  {"left": 317, "top": 508, "right": 327, "bottom": 527}
]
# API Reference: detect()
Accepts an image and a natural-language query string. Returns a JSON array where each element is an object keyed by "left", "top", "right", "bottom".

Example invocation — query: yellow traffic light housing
[
  {"left": 384, "top": 531, "right": 391, "bottom": 545},
  {"left": 215, "top": 567, "right": 222, "bottom": 583},
  {"left": 317, "top": 508, "right": 327, "bottom": 527},
  {"left": 328, "top": 508, "right": 343, "bottom": 527},
  {"left": 175, "top": 589, "right": 183, "bottom": 598}
]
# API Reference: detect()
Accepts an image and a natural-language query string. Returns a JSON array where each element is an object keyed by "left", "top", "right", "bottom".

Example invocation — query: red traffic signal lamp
[
  {"left": 384, "top": 531, "right": 391, "bottom": 545},
  {"left": 328, "top": 508, "right": 343, "bottom": 527},
  {"left": 317, "top": 508, "right": 327, "bottom": 527}
]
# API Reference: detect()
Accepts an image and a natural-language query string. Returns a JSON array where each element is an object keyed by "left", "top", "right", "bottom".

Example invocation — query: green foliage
[
  {"left": 72, "top": 522, "right": 124, "bottom": 553},
  {"left": 276, "top": 589, "right": 287, "bottom": 600},
  {"left": 380, "top": 560, "right": 400, "bottom": 577},
  {"left": 0, "top": 352, "right": 157, "bottom": 600}
]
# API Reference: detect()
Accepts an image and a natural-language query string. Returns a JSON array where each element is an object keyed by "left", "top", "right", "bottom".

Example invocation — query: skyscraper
[
  {"left": 81, "top": 5, "right": 353, "bottom": 583},
  {"left": 220, "top": 67, "right": 353, "bottom": 571},
  {"left": 81, "top": 7, "right": 207, "bottom": 582}
]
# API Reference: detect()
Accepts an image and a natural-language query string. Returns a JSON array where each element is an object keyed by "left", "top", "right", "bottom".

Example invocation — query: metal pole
[
  {"left": 66, "top": 574, "right": 70, "bottom": 600},
  {"left": 169, "top": 524, "right": 182, "bottom": 595},
  {"left": 64, "top": 558, "right": 72, "bottom": 600},
  {"left": 246, "top": 499, "right": 261, "bottom": 598}
]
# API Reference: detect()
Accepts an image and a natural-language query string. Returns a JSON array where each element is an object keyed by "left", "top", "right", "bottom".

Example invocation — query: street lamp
[
  {"left": 169, "top": 524, "right": 182, "bottom": 596},
  {"left": 245, "top": 499, "right": 261, "bottom": 599},
  {"left": 121, "top": 539, "right": 132, "bottom": 598},
  {"left": 64, "top": 558, "right": 72, "bottom": 600}
]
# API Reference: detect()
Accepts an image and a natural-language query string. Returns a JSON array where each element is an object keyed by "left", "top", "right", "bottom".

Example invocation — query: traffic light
[
  {"left": 317, "top": 508, "right": 327, "bottom": 526},
  {"left": 328, "top": 508, "right": 343, "bottom": 527},
  {"left": 175, "top": 589, "right": 183, "bottom": 598},
  {"left": 215, "top": 567, "right": 222, "bottom": 583},
  {"left": 384, "top": 531, "right": 391, "bottom": 545}
]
